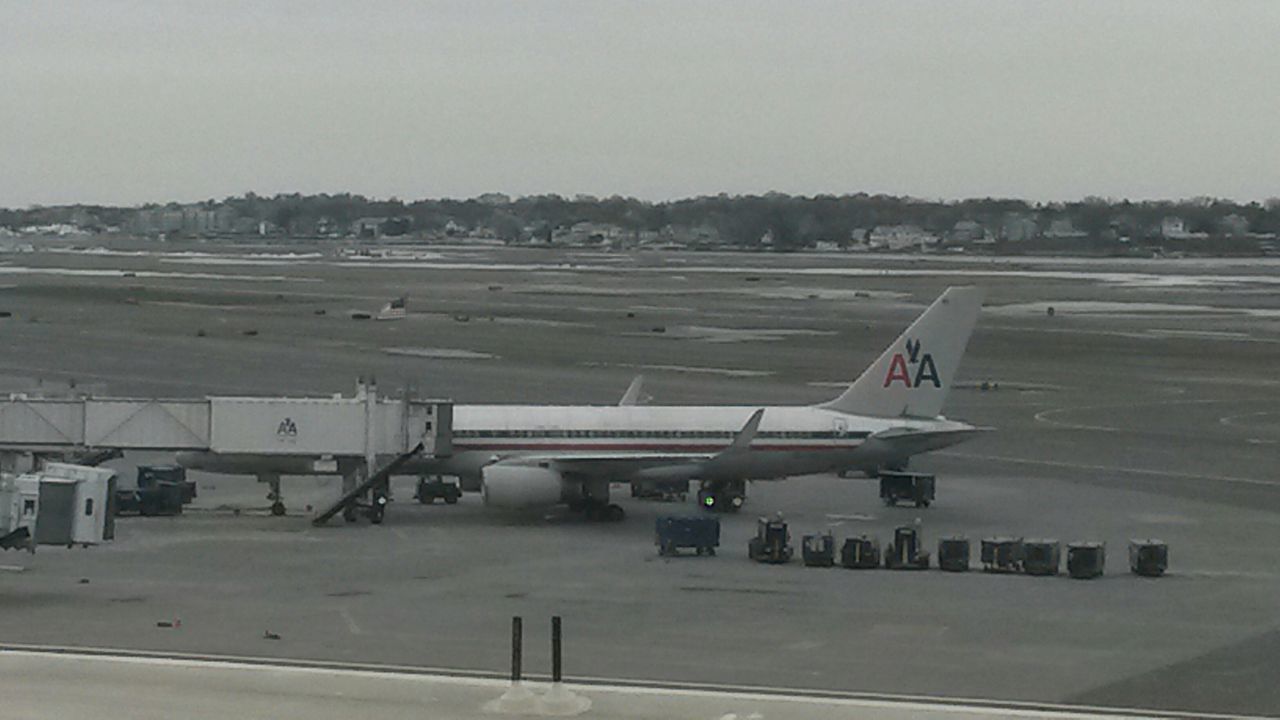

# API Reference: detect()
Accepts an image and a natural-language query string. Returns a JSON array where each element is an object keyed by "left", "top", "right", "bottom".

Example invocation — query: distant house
[
  {"left": 1219, "top": 214, "right": 1250, "bottom": 236},
  {"left": 949, "top": 220, "right": 989, "bottom": 244},
  {"left": 1043, "top": 217, "right": 1087, "bottom": 240},
  {"left": 1161, "top": 216, "right": 1188, "bottom": 238},
  {"left": 869, "top": 225, "right": 939, "bottom": 251},
  {"left": 352, "top": 217, "right": 387, "bottom": 239},
  {"left": 554, "top": 221, "right": 625, "bottom": 245},
  {"left": 636, "top": 229, "right": 663, "bottom": 246},
  {"left": 1001, "top": 213, "right": 1039, "bottom": 242},
  {"left": 1159, "top": 216, "right": 1211, "bottom": 240}
]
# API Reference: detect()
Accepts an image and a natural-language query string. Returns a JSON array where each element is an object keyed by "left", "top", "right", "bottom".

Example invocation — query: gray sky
[{"left": 2, "top": 1, "right": 1278, "bottom": 207}]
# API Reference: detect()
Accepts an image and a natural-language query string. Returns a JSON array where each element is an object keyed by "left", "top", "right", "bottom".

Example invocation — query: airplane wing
[{"left": 861, "top": 423, "right": 989, "bottom": 457}]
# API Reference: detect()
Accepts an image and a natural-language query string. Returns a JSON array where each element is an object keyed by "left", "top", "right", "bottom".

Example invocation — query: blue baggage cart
[{"left": 656, "top": 516, "right": 720, "bottom": 556}]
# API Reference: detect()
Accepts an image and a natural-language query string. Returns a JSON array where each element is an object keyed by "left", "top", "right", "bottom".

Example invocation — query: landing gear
[
  {"left": 369, "top": 491, "right": 387, "bottom": 524},
  {"left": 569, "top": 480, "right": 624, "bottom": 522},
  {"left": 571, "top": 500, "right": 625, "bottom": 522},
  {"left": 583, "top": 502, "right": 625, "bottom": 522},
  {"left": 698, "top": 480, "right": 746, "bottom": 513}
]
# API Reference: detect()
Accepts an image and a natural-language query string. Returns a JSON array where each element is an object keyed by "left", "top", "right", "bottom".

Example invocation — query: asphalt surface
[{"left": 1, "top": 242, "right": 1278, "bottom": 717}]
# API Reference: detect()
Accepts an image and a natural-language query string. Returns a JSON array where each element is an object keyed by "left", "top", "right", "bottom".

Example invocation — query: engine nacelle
[{"left": 481, "top": 465, "right": 567, "bottom": 508}]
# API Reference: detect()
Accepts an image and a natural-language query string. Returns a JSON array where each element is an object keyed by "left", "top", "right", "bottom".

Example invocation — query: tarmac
[{"left": 2, "top": 242, "right": 1279, "bottom": 717}]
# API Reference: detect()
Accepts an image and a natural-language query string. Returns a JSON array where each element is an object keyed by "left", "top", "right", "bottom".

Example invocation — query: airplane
[{"left": 180, "top": 286, "right": 985, "bottom": 521}]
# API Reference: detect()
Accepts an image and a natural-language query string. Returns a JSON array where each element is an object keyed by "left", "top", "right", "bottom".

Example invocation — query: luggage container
[
  {"left": 937, "top": 536, "right": 970, "bottom": 572},
  {"left": 840, "top": 535, "right": 880, "bottom": 569},
  {"left": 1129, "top": 539, "right": 1168, "bottom": 577},
  {"left": 878, "top": 471, "right": 935, "bottom": 508},
  {"left": 1067, "top": 542, "right": 1106, "bottom": 579},
  {"left": 981, "top": 537, "right": 1024, "bottom": 573},
  {"left": 748, "top": 516, "right": 792, "bottom": 564},
  {"left": 116, "top": 482, "right": 184, "bottom": 517},
  {"left": 885, "top": 526, "right": 929, "bottom": 569},
  {"left": 801, "top": 532, "right": 835, "bottom": 567},
  {"left": 1023, "top": 539, "right": 1061, "bottom": 576},
  {"left": 655, "top": 516, "right": 720, "bottom": 557},
  {"left": 138, "top": 465, "right": 196, "bottom": 505},
  {"left": 415, "top": 476, "right": 461, "bottom": 505}
]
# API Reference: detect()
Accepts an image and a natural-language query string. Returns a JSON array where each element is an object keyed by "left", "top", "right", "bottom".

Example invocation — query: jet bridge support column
[{"left": 338, "top": 459, "right": 363, "bottom": 523}]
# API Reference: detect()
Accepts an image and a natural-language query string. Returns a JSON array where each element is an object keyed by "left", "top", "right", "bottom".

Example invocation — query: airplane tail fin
[
  {"left": 619, "top": 375, "right": 646, "bottom": 406},
  {"left": 819, "top": 286, "right": 983, "bottom": 418}
]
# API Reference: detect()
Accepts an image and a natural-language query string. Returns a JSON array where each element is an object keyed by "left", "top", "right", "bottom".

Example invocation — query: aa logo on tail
[{"left": 883, "top": 338, "right": 941, "bottom": 388}]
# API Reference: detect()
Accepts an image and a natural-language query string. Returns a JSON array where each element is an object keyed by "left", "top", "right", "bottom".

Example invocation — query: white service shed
[
  {"left": 12, "top": 463, "right": 117, "bottom": 548},
  {"left": 42, "top": 463, "right": 116, "bottom": 546}
]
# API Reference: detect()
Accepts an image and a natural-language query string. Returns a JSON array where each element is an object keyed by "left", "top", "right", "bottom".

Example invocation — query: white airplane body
[{"left": 179, "top": 286, "right": 986, "bottom": 518}]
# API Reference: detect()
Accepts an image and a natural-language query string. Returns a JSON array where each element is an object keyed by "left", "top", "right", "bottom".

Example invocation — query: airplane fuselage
[{"left": 180, "top": 404, "right": 975, "bottom": 486}]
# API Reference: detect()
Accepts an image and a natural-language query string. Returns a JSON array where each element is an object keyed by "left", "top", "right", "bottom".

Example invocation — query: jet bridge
[{"left": 0, "top": 380, "right": 452, "bottom": 518}]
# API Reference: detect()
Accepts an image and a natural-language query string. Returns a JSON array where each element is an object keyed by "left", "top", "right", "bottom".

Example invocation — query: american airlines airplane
[{"left": 181, "top": 286, "right": 985, "bottom": 521}]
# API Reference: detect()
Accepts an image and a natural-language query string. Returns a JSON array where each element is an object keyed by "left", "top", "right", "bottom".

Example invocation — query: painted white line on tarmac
[
  {"left": 939, "top": 451, "right": 1280, "bottom": 488},
  {"left": 338, "top": 607, "right": 362, "bottom": 635},
  {"left": 1034, "top": 397, "right": 1245, "bottom": 433},
  {"left": 1219, "top": 411, "right": 1280, "bottom": 428},
  {"left": 1033, "top": 407, "right": 1120, "bottom": 432}
]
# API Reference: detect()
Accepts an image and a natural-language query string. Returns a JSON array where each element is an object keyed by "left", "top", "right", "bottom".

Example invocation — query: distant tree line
[{"left": 5, "top": 192, "right": 1280, "bottom": 250}]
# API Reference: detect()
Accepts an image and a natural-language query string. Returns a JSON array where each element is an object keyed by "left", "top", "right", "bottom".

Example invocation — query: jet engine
[{"left": 481, "top": 465, "right": 567, "bottom": 508}]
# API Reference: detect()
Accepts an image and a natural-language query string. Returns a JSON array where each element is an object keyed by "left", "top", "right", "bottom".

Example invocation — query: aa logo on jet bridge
[
  {"left": 883, "top": 338, "right": 941, "bottom": 388},
  {"left": 276, "top": 417, "right": 298, "bottom": 437}
]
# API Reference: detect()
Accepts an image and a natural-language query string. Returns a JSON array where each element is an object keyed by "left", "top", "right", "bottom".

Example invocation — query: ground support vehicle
[
  {"left": 655, "top": 516, "right": 720, "bottom": 556},
  {"left": 748, "top": 516, "right": 792, "bottom": 564},
  {"left": 879, "top": 471, "right": 935, "bottom": 508}
]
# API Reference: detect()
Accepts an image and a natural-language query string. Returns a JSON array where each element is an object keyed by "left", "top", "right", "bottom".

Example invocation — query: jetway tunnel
[{"left": 0, "top": 379, "right": 453, "bottom": 520}]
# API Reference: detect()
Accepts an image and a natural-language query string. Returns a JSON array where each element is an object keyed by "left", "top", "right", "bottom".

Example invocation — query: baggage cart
[
  {"left": 1129, "top": 539, "right": 1168, "bottom": 577},
  {"left": 1067, "top": 542, "right": 1105, "bottom": 579},
  {"left": 937, "top": 536, "right": 970, "bottom": 572},
  {"left": 885, "top": 526, "right": 930, "bottom": 569},
  {"left": 748, "top": 516, "right": 792, "bottom": 564},
  {"left": 1023, "top": 539, "right": 1061, "bottom": 576},
  {"left": 840, "top": 536, "right": 880, "bottom": 569},
  {"left": 802, "top": 532, "right": 835, "bottom": 567},
  {"left": 981, "top": 537, "right": 1024, "bottom": 573},
  {"left": 655, "top": 516, "right": 720, "bottom": 557}
]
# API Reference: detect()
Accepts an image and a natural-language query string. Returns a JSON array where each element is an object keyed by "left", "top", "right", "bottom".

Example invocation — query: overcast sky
[{"left": 2, "top": 1, "right": 1278, "bottom": 207}]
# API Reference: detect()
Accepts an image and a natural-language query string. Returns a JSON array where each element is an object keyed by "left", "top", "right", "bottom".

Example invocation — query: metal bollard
[
  {"left": 511, "top": 616, "right": 523, "bottom": 683},
  {"left": 551, "top": 615, "right": 562, "bottom": 683}
]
